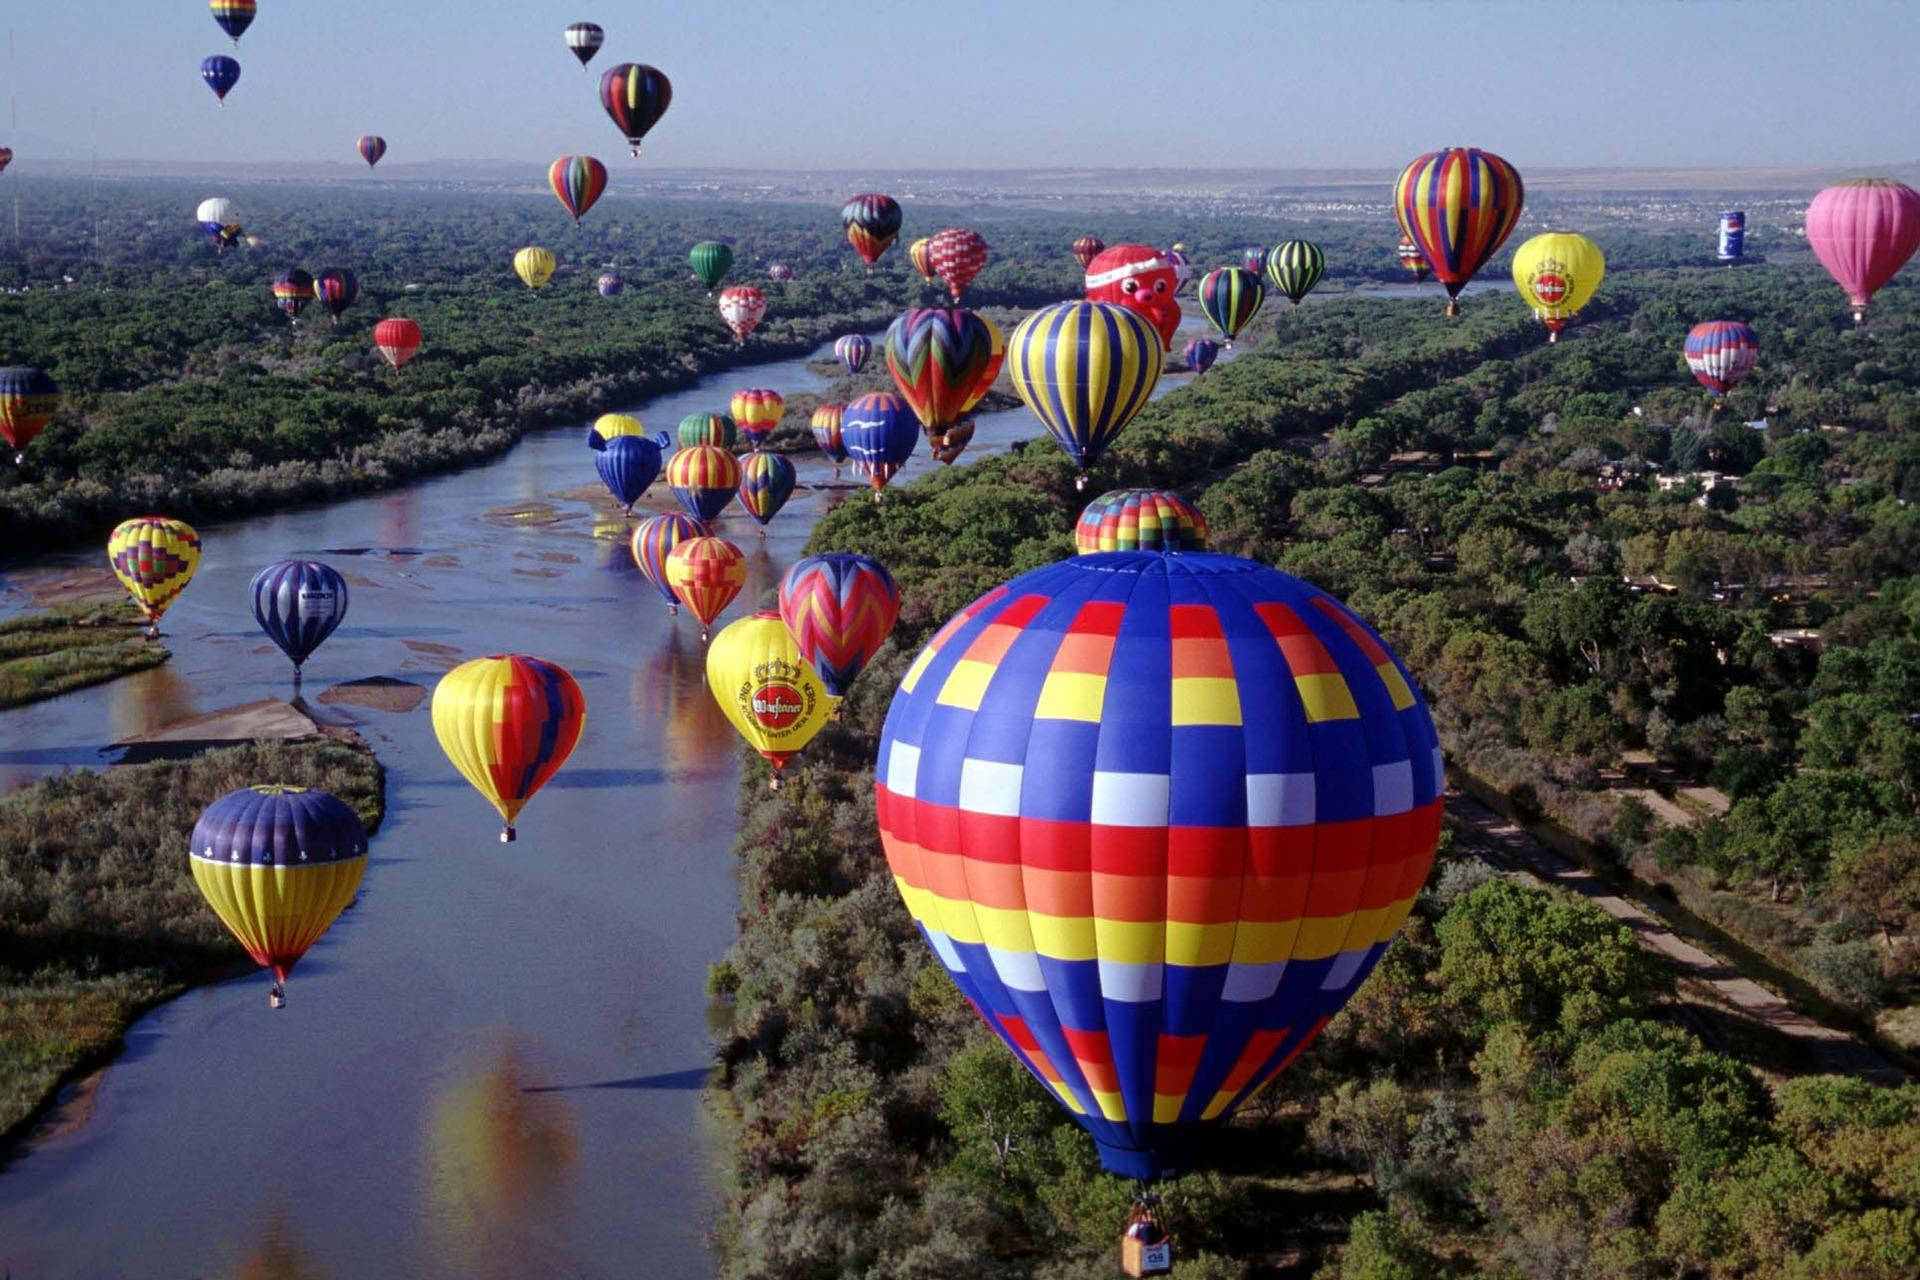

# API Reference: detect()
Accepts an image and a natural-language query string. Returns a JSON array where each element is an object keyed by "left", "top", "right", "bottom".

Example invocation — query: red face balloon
[{"left": 1084, "top": 244, "right": 1181, "bottom": 350}]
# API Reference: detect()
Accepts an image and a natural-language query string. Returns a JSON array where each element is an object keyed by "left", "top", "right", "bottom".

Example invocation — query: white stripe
[
  {"left": 1246, "top": 772, "right": 1315, "bottom": 827},
  {"left": 885, "top": 740, "right": 921, "bottom": 799},
  {"left": 1084, "top": 256, "right": 1171, "bottom": 288},
  {"left": 959, "top": 758, "right": 1023, "bottom": 818},
  {"left": 1372, "top": 761, "right": 1414, "bottom": 816},
  {"left": 1321, "top": 949, "right": 1369, "bottom": 992},
  {"left": 1432, "top": 745, "right": 1448, "bottom": 793},
  {"left": 1221, "top": 961, "right": 1286, "bottom": 1003},
  {"left": 1099, "top": 958, "right": 1164, "bottom": 1003},
  {"left": 1090, "top": 772, "right": 1170, "bottom": 827},
  {"left": 987, "top": 945, "right": 1046, "bottom": 993},
  {"left": 925, "top": 928, "right": 967, "bottom": 975}
]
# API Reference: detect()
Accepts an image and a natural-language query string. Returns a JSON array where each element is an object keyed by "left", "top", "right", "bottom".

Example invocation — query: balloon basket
[
  {"left": 1074, "top": 473, "right": 1089, "bottom": 492},
  {"left": 1445, "top": 300, "right": 1461, "bottom": 317},
  {"left": 758, "top": 529, "right": 767, "bottom": 541},
  {"left": 501, "top": 825, "right": 516, "bottom": 844},
  {"left": 1118, "top": 1198, "right": 1172, "bottom": 1277},
  {"left": 1547, "top": 331, "right": 1559, "bottom": 344},
  {"left": 268, "top": 985, "right": 286, "bottom": 1010},
  {"left": 669, "top": 603, "right": 680, "bottom": 616},
  {"left": 768, "top": 775, "right": 782, "bottom": 792}
]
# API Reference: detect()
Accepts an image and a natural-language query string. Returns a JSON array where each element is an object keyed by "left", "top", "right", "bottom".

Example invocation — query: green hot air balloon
[
  {"left": 1266, "top": 240, "right": 1325, "bottom": 307},
  {"left": 689, "top": 241, "right": 734, "bottom": 294}
]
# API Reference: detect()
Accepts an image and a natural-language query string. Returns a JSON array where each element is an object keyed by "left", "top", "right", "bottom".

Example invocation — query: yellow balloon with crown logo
[
  {"left": 1510, "top": 231, "right": 1604, "bottom": 343},
  {"left": 705, "top": 611, "right": 837, "bottom": 788}
]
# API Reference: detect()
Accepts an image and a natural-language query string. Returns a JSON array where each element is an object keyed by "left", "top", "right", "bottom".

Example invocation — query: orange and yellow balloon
[
  {"left": 108, "top": 516, "right": 201, "bottom": 637},
  {"left": 432, "top": 654, "right": 585, "bottom": 842},
  {"left": 664, "top": 535, "right": 747, "bottom": 642}
]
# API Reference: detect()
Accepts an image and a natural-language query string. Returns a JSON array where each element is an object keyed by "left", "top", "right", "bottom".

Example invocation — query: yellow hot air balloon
[
  {"left": 590, "top": 413, "right": 647, "bottom": 443},
  {"left": 107, "top": 516, "right": 201, "bottom": 637},
  {"left": 705, "top": 611, "right": 837, "bottom": 788},
  {"left": 431, "top": 654, "right": 586, "bottom": 842},
  {"left": 1510, "top": 231, "right": 1604, "bottom": 342},
  {"left": 514, "top": 246, "right": 556, "bottom": 290}
]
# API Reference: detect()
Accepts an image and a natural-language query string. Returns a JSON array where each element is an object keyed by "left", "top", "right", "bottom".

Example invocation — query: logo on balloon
[
  {"left": 736, "top": 657, "right": 817, "bottom": 736},
  {"left": 1528, "top": 261, "right": 1569, "bottom": 306},
  {"left": 751, "top": 681, "right": 805, "bottom": 730}
]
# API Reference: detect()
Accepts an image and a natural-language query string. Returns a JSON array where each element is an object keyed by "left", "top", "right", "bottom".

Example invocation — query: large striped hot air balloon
[
  {"left": 1072, "top": 236, "right": 1106, "bottom": 271},
  {"left": 841, "top": 391, "right": 920, "bottom": 500},
  {"left": 842, "top": 193, "right": 903, "bottom": 271},
  {"left": 189, "top": 786, "right": 366, "bottom": 1009},
  {"left": 374, "top": 318, "right": 422, "bottom": 370},
  {"left": 678, "top": 412, "right": 737, "bottom": 449},
  {"left": 1510, "top": 232, "right": 1604, "bottom": 343},
  {"left": 778, "top": 553, "right": 900, "bottom": 698},
  {"left": 630, "top": 513, "right": 708, "bottom": 615},
  {"left": 1075, "top": 489, "right": 1210, "bottom": 554},
  {"left": 1197, "top": 267, "right": 1265, "bottom": 346},
  {"left": 1394, "top": 147, "right": 1525, "bottom": 315},
  {"left": 811, "top": 404, "right": 848, "bottom": 475},
  {"left": 707, "top": 612, "right": 836, "bottom": 787},
  {"left": 665, "top": 536, "right": 747, "bottom": 642},
  {"left": 730, "top": 388, "right": 785, "bottom": 449},
  {"left": 908, "top": 237, "right": 937, "bottom": 283},
  {"left": 690, "top": 241, "right": 734, "bottom": 293},
  {"left": 108, "top": 517, "right": 201, "bottom": 637},
  {"left": 1683, "top": 320, "right": 1759, "bottom": 398},
  {"left": 928, "top": 227, "right": 989, "bottom": 303},
  {"left": 599, "top": 63, "right": 672, "bottom": 155},
  {"left": 432, "top": 655, "right": 585, "bottom": 842},
  {"left": 210, "top": 0, "right": 256, "bottom": 45},
  {"left": 357, "top": 135, "right": 387, "bottom": 168},
  {"left": 250, "top": 559, "right": 349, "bottom": 681},
  {"left": 0, "top": 366, "right": 59, "bottom": 463},
  {"left": 835, "top": 334, "right": 872, "bottom": 375},
  {"left": 717, "top": 286, "right": 767, "bottom": 345},
  {"left": 1007, "top": 301, "right": 1162, "bottom": 488},
  {"left": 736, "top": 450, "right": 797, "bottom": 535},
  {"left": 875, "top": 551, "right": 1443, "bottom": 1180},
  {"left": 884, "top": 307, "right": 1005, "bottom": 440},
  {"left": 549, "top": 155, "right": 608, "bottom": 223},
  {"left": 1803, "top": 178, "right": 1920, "bottom": 322},
  {"left": 666, "top": 444, "right": 741, "bottom": 521},
  {"left": 514, "top": 246, "right": 555, "bottom": 290},
  {"left": 1265, "top": 241, "right": 1325, "bottom": 307},
  {"left": 589, "top": 429, "right": 670, "bottom": 513}
]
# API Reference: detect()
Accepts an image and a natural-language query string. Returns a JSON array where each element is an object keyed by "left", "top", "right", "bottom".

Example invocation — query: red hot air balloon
[
  {"left": 550, "top": 155, "right": 608, "bottom": 222},
  {"left": 1084, "top": 244, "right": 1182, "bottom": 351},
  {"left": 357, "top": 135, "right": 386, "bottom": 168},
  {"left": 717, "top": 286, "right": 767, "bottom": 345},
  {"left": 778, "top": 553, "right": 901, "bottom": 698},
  {"left": 1394, "top": 147, "right": 1525, "bottom": 315},
  {"left": 928, "top": 227, "right": 989, "bottom": 303},
  {"left": 1804, "top": 178, "right": 1920, "bottom": 322},
  {"left": 1072, "top": 235, "right": 1105, "bottom": 271},
  {"left": 374, "top": 318, "right": 422, "bottom": 370}
]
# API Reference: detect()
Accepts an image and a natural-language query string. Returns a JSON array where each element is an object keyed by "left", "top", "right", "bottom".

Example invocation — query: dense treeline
[{"left": 710, "top": 251, "right": 1920, "bottom": 1276}]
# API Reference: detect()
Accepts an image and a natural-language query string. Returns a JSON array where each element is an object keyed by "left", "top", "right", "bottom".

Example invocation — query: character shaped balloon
[{"left": 1084, "top": 244, "right": 1181, "bottom": 351}]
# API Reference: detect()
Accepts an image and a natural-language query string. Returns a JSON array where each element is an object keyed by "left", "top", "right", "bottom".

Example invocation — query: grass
[
  {"left": 0, "top": 601, "right": 169, "bottom": 709},
  {"left": 0, "top": 737, "right": 385, "bottom": 1143}
]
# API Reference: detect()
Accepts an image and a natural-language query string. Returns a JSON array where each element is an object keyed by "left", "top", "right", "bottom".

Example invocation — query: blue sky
[{"left": 6, "top": 0, "right": 1917, "bottom": 169}]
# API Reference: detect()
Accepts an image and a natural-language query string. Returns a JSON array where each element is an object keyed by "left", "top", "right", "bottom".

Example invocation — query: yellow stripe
[
  {"left": 899, "top": 645, "right": 938, "bottom": 694},
  {"left": 1034, "top": 670, "right": 1106, "bottom": 721},
  {"left": 1376, "top": 661, "right": 1416, "bottom": 711},
  {"left": 1090, "top": 1088, "right": 1127, "bottom": 1121},
  {"left": 1294, "top": 672, "right": 1358, "bottom": 722},
  {"left": 1153, "top": 1092, "right": 1186, "bottom": 1124},
  {"left": 935, "top": 658, "right": 996, "bottom": 710},
  {"left": 1170, "top": 677, "right": 1241, "bottom": 726}
]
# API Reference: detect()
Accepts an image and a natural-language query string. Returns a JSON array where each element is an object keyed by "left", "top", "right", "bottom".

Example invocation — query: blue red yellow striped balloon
[
  {"left": 272, "top": 268, "right": 314, "bottom": 321},
  {"left": 312, "top": 268, "right": 358, "bottom": 322},
  {"left": 592, "top": 432, "right": 670, "bottom": 513},
  {"left": 0, "top": 366, "right": 59, "bottom": 463},
  {"left": 678, "top": 411, "right": 737, "bottom": 449},
  {"left": 250, "top": 559, "right": 349, "bottom": 678},
  {"left": 357, "top": 135, "right": 386, "bottom": 168},
  {"left": 1265, "top": 241, "right": 1325, "bottom": 306},
  {"left": 1197, "top": 267, "right": 1265, "bottom": 346},
  {"left": 730, "top": 388, "right": 785, "bottom": 449},
  {"left": 1074, "top": 489, "right": 1210, "bottom": 554},
  {"left": 1182, "top": 339, "right": 1219, "bottom": 375},
  {"left": 737, "top": 450, "right": 797, "bottom": 532},
  {"left": 875, "top": 551, "right": 1443, "bottom": 1179},
  {"left": 201, "top": 55, "right": 240, "bottom": 104},
  {"left": 549, "top": 155, "right": 609, "bottom": 223},
  {"left": 1006, "top": 301, "right": 1162, "bottom": 488},
  {"left": 189, "top": 786, "right": 366, "bottom": 1006},
  {"left": 835, "top": 334, "right": 872, "bottom": 375},
  {"left": 599, "top": 64, "right": 672, "bottom": 156},
  {"left": 1242, "top": 245, "right": 1269, "bottom": 275},
  {"left": 108, "top": 517, "right": 201, "bottom": 636},
  {"left": 665, "top": 536, "right": 747, "bottom": 641},
  {"left": 432, "top": 655, "right": 586, "bottom": 842},
  {"left": 630, "top": 513, "right": 708, "bottom": 614},
  {"left": 811, "top": 403, "right": 847, "bottom": 473},
  {"left": 842, "top": 194, "right": 903, "bottom": 271},
  {"left": 210, "top": 0, "right": 256, "bottom": 44},
  {"left": 1393, "top": 147, "right": 1525, "bottom": 314},
  {"left": 666, "top": 444, "right": 741, "bottom": 521},
  {"left": 841, "top": 391, "right": 920, "bottom": 499},
  {"left": 884, "top": 307, "right": 1005, "bottom": 436},
  {"left": 1683, "top": 320, "right": 1760, "bottom": 397},
  {"left": 778, "top": 553, "right": 900, "bottom": 698},
  {"left": 707, "top": 612, "right": 837, "bottom": 786}
]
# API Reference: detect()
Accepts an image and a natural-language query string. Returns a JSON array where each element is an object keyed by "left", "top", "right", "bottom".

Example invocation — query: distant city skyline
[{"left": 4, "top": 1, "right": 1917, "bottom": 172}]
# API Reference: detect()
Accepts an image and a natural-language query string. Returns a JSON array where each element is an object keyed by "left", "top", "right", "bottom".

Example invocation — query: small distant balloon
[
  {"left": 373, "top": 318, "right": 422, "bottom": 370},
  {"left": 250, "top": 560, "right": 350, "bottom": 678},
  {"left": 210, "top": 0, "right": 255, "bottom": 45},
  {"left": 841, "top": 193, "right": 903, "bottom": 272},
  {"left": 357, "top": 135, "right": 387, "bottom": 168},
  {"left": 272, "top": 268, "right": 315, "bottom": 322},
  {"left": 1071, "top": 235, "right": 1105, "bottom": 270},
  {"left": 717, "top": 285, "right": 767, "bottom": 345},
  {"left": 0, "top": 366, "right": 60, "bottom": 464},
  {"left": 690, "top": 241, "right": 734, "bottom": 292},
  {"left": 598, "top": 272, "right": 624, "bottom": 298},
  {"left": 514, "top": 246, "right": 556, "bottom": 289},
  {"left": 201, "top": 56, "right": 240, "bottom": 104},
  {"left": 550, "top": 155, "right": 608, "bottom": 223},
  {"left": 1182, "top": 338, "right": 1219, "bottom": 375},
  {"left": 564, "top": 22, "right": 605, "bottom": 68},
  {"left": 312, "top": 268, "right": 359, "bottom": 323},
  {"left": 835, "top": 334, "right": 871, "bottom": 374},
  {"left": 928, "top": 227, "right": 989, "bottom": 303}
]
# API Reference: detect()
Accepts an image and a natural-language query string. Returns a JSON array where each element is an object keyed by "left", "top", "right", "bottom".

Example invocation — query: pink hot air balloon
[{"left": 1804, "top": 178, "right": 1920, "bottom": 322}]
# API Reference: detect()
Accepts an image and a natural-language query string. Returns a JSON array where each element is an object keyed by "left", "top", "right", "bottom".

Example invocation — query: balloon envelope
[
  {"left": 250, "top": 559, "right": 350, "bottom": 671},
  {"left": 841, "top": 391, "right": 920, "bottom": 495},
  {"left": 666, "top": 444, "right": 741, "bottom": 521},
  {"left": 1804, "top": 178, "right": 1920, "bottom": 319},
  {"left": 565, "top": 21, "right": 605, "bottom": 66},
  {"left": 1072, "top": 236, "right": 1106, "bottom": 270},
  {"left": 210, "top": 0, "right": 256, "bottom": 43},
  {"left": 842, "top": 193, "right": 903, "bottom": 268},
  {"left": 201, "top": 55, "right": 240, "bottom": 102},
  {"left": 835, "top": 334, "right": 872, "bottom": 374},
  {"left": 108, "top": 517, "right": 201, "bottom": 632},
  {"left": 717, "top": 286, "right": 767, "bottom": 344},
  {"left": 678, "top": 412, "right": 737, "bottom": 449},
  {"left": 514, "top": 246, "right": 555, "bottom": 289},
  {"left": 1182, "top": 339, "right": 1218, "bottom": 375},
  {"left": 594, "top": 434, "right": 669, "bottom": 511},
  {"left": 928, "top": 228, "right": 989, "bottom": 303},
  {"left": 357, "top": 135, "right": 386, "bottom": 167},
  {"left": 690, "top": 241, "right": 734, "bottom": 290},
  {"left": 707, "top": 612, "right": 836, "bottom": 779},
  {"left": 1084, "top": 245, "right": 1181, "bottom": 350},
  {"left": 885, "top": 308, "right": 1005, "bottom": 435},
  {"left": 599, "top": 63, "right": 672, "bottom": 155},
  {"left": 549, "top": 155, "right": 609, "bottom": 222},
  {"left": 730, "top": 388, "right": 785, "bottom": 448},
  {"left": 432, "top": 655, "right": 585, "bottom": 841},
  {"left": 1075, "top": 489, "right": 1210, "bottom": 554},
  {"left": 1197, "top": 268, "right": 1265, "bottom": 344},
  {"left": 1265, "top": 241, "right": 1325, "bottom": 306},
  {"left": 1394, "top": 148, "right": 1525, "bottom": 308},
  {"left": 810, "top": 404, "right": 847, "bottom": 464},
  {"left": 737, "top": 451, "right": 797, "bottom": 526},
  {"left": 374, "top": 318, "right": 422, "bottom": 369},
  {"left": 1007, "top": 301, "right": 1162, "bottom": 483},
  {"left": 1684, "top": 320, "right": 1759, "bottom": 397},
  {"left": 0, "top": 366, "right": 60, "bottom": 462},
  {"left": 665, "top": 536, "right": 747, "bottom": 635},
  {"left": 778, "top": 553, "right": 900, "bottom": 698},
  {"left": 1510, "top": 232, "right": 1604, "bottom": 339},
  {"left": 631, "top": 513, "right": 708, "bottom": 612}
]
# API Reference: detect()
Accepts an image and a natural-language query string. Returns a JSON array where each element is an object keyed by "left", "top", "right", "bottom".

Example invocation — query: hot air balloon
[
  {"left": 189, "top": 786, "right": 366, "bottom": 1009},
  {"left": 931, "top": 420, "right": 975, "bottom": 465},
  {"left": 665, "top": 536, "right": 747, "bottom": 642},
  {"left": 1684, "top": 320, "right": 1759, "bottom": 398},
  {"left": 210, "top": 0, "right": 255, "bottom": 44},
  {"left": 1242, "top": 245, "right": 1269, "bottom": 275},
  {"left": 835, "top": 334, "right": 872, "bottom": 375},
  {"left": 690, "top": 241, "right": 734, "bottom": 293},
  {"left": 201, "top": 55, "right": 240, "bottom": 104},
  {"left": 432, "top": 655, "right": 585, "bottom": 843},
  {"left": 588, "top": 413, "right": 648, "bottom": 445},
  {"left": 874, "top": 551, "right": 1444, "bottom": 1182},
  {"left": 1394, "top": 147, "right": 1525, "bottom": 315},
  {"left": 1717, "top": 211, "right": 1745, "bottom": 265},
  {"left": 374, "top": 317, "right": 422, "bottom": 370},
  {"left": 1084, "top": 245, "right": 1182, "bottom": 351},
  {"left": 1075, "top": 488, "right": 1210, "bottom": 554},
  {"left": 717, "top": 285, "right": 767, "bottom": 345},
  {"left": 730, "top": 388, "right": 785, "bottom": 449},
  {"left": 564, "top": 22, "right": 604, "bottom": 68},
  {"left": 811, "top": 403, "right": 847, "bottom": 475},
  {"left": 598, "top": 272, "right": 624, "bottom": 298},
  {"left": 631, "top": 513, "right": 708, "bottom": 615},
  {"left": 707, "top": 612, "right": 836, "bottom": 787},
  {"left": 768, "top": 262, "right": 795, "bottom": 283},
  {"left": 514, "top": 246, "right": 555, "bottom": 289},
  {"left": 196, "top": 196, "right": 241, "bottom": 249},
  {"left": 1008, "top": 300, "right": 1162, "bottom": 489},
  {"left": 778, "top": 553, "right": 900, "bottom": 698},
  {"left": 1396, "top": 235, "right": 1430, "bottom": 284},
  {"left": 885, "top": 307, "right": 1005, "bottom": 441},
  {"left": 1197, "top": 267, "right": 1265, "bottom": 346},
  {"left": 1804, "top": 178, "right": 1920, "bottom": 322},
  {"left": 1510, "top": 232, "right": 1604, "bottom": 343},
  {"left": 737, "top": 451, "right": 797, "bottom": 536},
  {"left": 678, "top": 412, "right": 737, "bottom": 449},
  {"left": 0, "top": 147, "right": 11, "bottom": 176},
  {"left": 1072, "top": 236, "right": 1106, "bottom": 271},
  {"left": 928, "top": 228, "right": 989, "bottom": 303},
  {"left": 250, "top": 560, "right": 349, "bottom": 682},
  {"left": 841, "top": 193, "right": 903, "bottom": 271},
  {"left": 0, "top": 366, "right": 59, "bottom": 463},
  {"left": 666, "top": 444, "right": 741, "bottom": 521},
  {"left": 549, "top": 155, "right": 608, "bottom": 223},
  {"left": 108, "top": 516, "right": 201, "bottom": 637},
  {"left": 357, "top": 135, "right": 386, "bottom": 168},
  {"left": 590, "top": 431, "right": 670, "bottom": 514},
  {"left": 1182, "top": 339, "right": 1219, "bottom": 375},
  {"left": 841, "top": 391, "right": 919, "bottom": 500},
  {"left": 599, "top": 63, "right": 672, "bottom": 156},
  {"left": 1266, "top": 241, "right": 1324, "bottom": 307},
  {"left": 1165, "top": 245, "right": 1193, "bottom": 297},
  {"left": 908, "top": 236, "right": 936, "bottom": 283},
  {"left": 272, "top": 268, "right": 315, "bottom": 322},
  {"left": 312, "top": 268, "right": 359, "bottom": 323}
]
